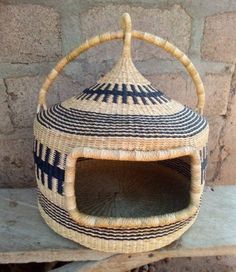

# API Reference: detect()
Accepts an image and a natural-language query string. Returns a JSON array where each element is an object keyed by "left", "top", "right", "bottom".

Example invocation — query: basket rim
[{"left": 64, "top": 146, "right": 203, "bottom": 229}]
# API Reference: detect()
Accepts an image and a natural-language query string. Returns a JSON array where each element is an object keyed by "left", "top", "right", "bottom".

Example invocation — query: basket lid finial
[
  {"left": 97, "top": 13, "right": 150, "bottom": 85},
  {"left": 121, "top": 13, "right": 132, "bottom": 58}
]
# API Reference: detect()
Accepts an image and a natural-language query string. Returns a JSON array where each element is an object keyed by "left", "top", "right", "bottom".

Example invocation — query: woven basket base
[
  {"left": 37, "top": 157, "right": 198, "bottom": 253},
  {"left": 38, "top": 202, "right": 197, "bottom": 253}
]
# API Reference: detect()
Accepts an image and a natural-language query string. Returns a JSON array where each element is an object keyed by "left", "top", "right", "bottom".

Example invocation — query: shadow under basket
[{"left": 75, "top": 158, "right": 191, "bottom": 219}]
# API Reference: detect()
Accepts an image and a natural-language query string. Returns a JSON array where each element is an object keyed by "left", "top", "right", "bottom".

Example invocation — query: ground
[{"left": 0, "top": 256, "right": 236, "bottom": 272}]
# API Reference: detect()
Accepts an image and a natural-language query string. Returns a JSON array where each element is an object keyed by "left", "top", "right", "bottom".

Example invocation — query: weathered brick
[
  {"left": 146, "top": 73, "right": 189, "bottom": 106},
  {"left": 0, "top": 79, "right": 14, "bottom": 134},
  {"left": 5, "top": 76, "right": 57, "bottom": 128},
  {"left": 219, "top": 91, "right": 236, "bottom": 184},
  {"left": 202, "top": 12, "right": 236, "bottom": 63},
  {"left": 0, "top": 137, "right": 34, "bottom": 187},
  {"left": 5, "top": 75, "right": 80, "bottom": 128},
  {"left": 0, "top": 4, "right": 61, "bottom": 63},
  {"left": 55, "top": 74, "right": 84, "bottom": 102},
  {"left": 195, "top": 73, "right": 232, "bottom": 117},
  {"left": 63, "top": 61, "right": 95, "bottom": 85},
  {"left": 61, "top": 15, "right": 83, "bottom": 55},
  {"left": 206, "top": 117, "right": 224, "bottom": 182},
  {"left": 79, "top": 5, "right": 191, "bottom": 63},
  {"left": 159, "top": 73, "right": 232, "bottom": 117},
  {"left": 143, "top": 72, "right": 232, "bottom": 118}
]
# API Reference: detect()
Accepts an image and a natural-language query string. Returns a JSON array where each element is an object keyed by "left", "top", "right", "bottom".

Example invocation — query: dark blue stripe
[
  {"left": 45, "top": 147, "right": 50, "bottom": 163},
  {"left": 37, "top": 118, "right": 207, "bottom": 138},
  {"left": 122, "top": 83, "right": 127, "bottom": 104},
  {"left": 44, "top": 147, "right": 51, "bottom": 186},
  {"left": 129, "top": 85, "right": 139, "bottom": 104},
  {"left": 39, "top": 105, "right": 206, "bottom": 129},
  {"left": 130, "top": 84, "right": 147, "bottom": 105},
  {"left": 77, "top": 83, "right": 99, "bottom": 100},
  {"left": 61, "top": 104, "right": 189, "bottom": 120},
  {"left": 102, "top": 83, "right": 112, "bottom": 102},
  {"left": 34, "top": 150, "right": 64, "bottom": 194},
  {"left": 139, "top": 85, "right": 158, "bottom": 104},
  {"left": 112, "top": 83, "right": 119, "bottom": 104},
  {"left": 37, "top": 109, "right": 207, "bottom": 137},
  {"left": 35, "top": 141, "right": 39, "bottom": 180},
  {"left": 79, "top": 83, "right": 169, "bottom": 105},
  {"left": 148, "top": 85, "right": 170, "bottom": 103},
  {"left": 53, "top": 151, "right": 61, "bottom": 192},
  {"left": 54, "top": 104, "right": 195, "bottom": 123},
  {"left": 93, "top": 83, "right": 107, "bottom": 101},
  {"left": 42, "top": 108, "right": 205, "bottom": 134},
  {"left": 48, "top": 105, "right": 200, "bottom": 128},
  {"left": 38, "top": 144, "right": 45, "bottom": 185},
  {"left": 39, "top": 192, "right": 194, "bottom": 240}
]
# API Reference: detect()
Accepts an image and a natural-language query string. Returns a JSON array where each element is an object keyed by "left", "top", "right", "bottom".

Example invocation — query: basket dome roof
[
  {"left": 35, "top": 14, "right": 208, "bottom": 152},
  {"left": 35, "top": 53, "right": 208, "bottom": 152}
]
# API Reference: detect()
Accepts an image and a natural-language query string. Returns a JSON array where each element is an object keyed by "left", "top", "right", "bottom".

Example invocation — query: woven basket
[{"left": 34, "top": 13, "right": 209, "bottom": 253}]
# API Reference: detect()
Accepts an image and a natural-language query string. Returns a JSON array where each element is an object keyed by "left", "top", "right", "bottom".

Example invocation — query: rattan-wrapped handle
[{"left": 37, "top": 13, "right": 205, "bottom": 114}]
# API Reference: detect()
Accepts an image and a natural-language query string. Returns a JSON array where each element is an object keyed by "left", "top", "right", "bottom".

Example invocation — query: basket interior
[{"left": 75, "top": 157, "right": 191, "bottom": 218}]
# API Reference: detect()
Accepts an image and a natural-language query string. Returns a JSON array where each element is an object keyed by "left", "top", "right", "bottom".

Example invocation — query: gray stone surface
[
  {"left": 152, "top": 255, "right": 236, "bottom": 272},
  {"left": 0, "top": 3, "right": 61, "bottom": 63},
  {"left": 0, "top": 137, "right": 34, "bottom": 187},
  {"left": 0, "top": 186, "right": 235, "bottom": 265}
]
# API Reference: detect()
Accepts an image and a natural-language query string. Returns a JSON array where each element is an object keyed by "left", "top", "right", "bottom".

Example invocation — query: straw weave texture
[{"left": 34, "top": 13, "right": 208, "bottom": 253}]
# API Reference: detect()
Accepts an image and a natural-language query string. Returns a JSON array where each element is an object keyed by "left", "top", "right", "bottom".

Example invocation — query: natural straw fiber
[{"left": 34, "top": 13, "right": 209, "bottom": 253}]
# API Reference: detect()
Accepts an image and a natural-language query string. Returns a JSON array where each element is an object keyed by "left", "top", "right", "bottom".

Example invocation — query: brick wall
[{"left": 0, "top": 0, "right": 236, "bottom": 187}]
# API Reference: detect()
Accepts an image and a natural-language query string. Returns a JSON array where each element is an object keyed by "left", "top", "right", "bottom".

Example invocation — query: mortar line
[{"left": 2, "top": 78, "right": 15, "bottom": 132}]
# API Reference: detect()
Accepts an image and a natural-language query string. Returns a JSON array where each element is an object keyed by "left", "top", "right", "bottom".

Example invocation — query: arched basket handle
[{"left": 37, "top": 13, "right": 205, "bottom": 114}]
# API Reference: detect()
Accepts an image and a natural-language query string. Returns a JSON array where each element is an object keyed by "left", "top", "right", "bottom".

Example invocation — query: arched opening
[{"left": 74, "top": 156, "right": 191, "bottom": 218}]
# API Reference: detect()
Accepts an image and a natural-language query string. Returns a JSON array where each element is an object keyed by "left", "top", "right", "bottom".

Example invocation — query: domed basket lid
[{"left": 35, "top": 13, "right": 208, "bottom": 151}]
